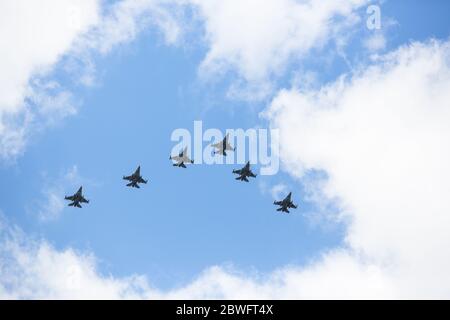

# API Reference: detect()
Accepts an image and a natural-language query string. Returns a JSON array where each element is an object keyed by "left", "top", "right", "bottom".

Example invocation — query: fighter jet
[
  {"left": 232, "top": 161, "right": 257, "bottom": 182},
  {"left": 170, "top": 147, "right": 194, "bottom": 168},
  {"left": 273, "top": 192, "right": 297, "bottom": 213},
  {"left": 123, "top": 166, "right": 148, "bottom": 188},
  {"left": 212, "top": 133, "right": 235, "bottom": 156},
  {"left": 64, "top": 186, "right": 89, "bottom": 208}
]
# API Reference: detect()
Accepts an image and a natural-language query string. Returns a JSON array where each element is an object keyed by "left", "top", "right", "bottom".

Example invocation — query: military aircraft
[
  {"left": 232, "top": 161, "right": 257, "bottom": 182},
  {"left": 123, "top": 166, "right": 148, "bottom": 188},
  {"left": 170, "top": 147, "right": 194, "bottom": 168},
  {"left": 212, "top": 133, "right": 235, "bottom": 156},
  {"left": 64, "top": 186, "right": 89, "bottom": 208},
  {"left": 273, "top": 192, "right": 297, "bottom": 213}
]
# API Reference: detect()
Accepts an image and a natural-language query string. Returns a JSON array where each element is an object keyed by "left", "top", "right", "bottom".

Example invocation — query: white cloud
[
  {"left": 363, "top": 32, "right": 386, "bottom": 51},
  {"left": 0, "top": 0, "right": 100, "bottom": 114},
  {"left": 157, "top": 250, "right": 396, "bottom": 299},
  {"left": 0, "top": 221, "right": 152, "bottom": 299},
  {"left": 79, "top": 0, "right": 183, "bottom": 55},
  {"left": 0, "top": 0, "right": 182, "bottom": 159},
  {"left": 270, "top": 183, "right": 289, "bottom": 201},
  {"left": 37, "top": 192, "right": 65, "bottom": 222},
  {"left": 189, "top": 0, "right": 367, "bottom": 97},
  {"left": 0, "top": 0, "right": 99, "bottom": 159},
  {"left": 0, "top": 219, "right": 396, "bottom": 299},
  {"left": 265, "top": 39, "right": 450, "bottom": 298}
]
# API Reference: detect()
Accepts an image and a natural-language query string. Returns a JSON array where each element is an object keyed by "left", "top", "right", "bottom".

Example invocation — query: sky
[{"left": 1, "top": 0, "right": 450, "bottom": 299}]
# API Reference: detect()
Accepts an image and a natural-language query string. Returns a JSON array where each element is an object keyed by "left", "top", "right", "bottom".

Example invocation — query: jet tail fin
[
  {"left": 126, "top": 182, "right": 140, "bottom": 188},
  {"left": 69, "top": 202, "right": 82, "bottom": 208}
]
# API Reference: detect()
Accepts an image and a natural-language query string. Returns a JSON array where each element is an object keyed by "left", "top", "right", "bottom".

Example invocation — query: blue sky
[
  {"left": 1, "top": 1, "right": 450, "bottom": 298},
  {"left": 2, "top": 27, "right": 343, "bottom": 289},
  {"left": 1, "top": 12, "right": 337, "bottom": 288}
]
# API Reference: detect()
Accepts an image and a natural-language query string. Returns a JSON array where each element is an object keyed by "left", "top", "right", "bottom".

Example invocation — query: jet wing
[
  {"left": 178, "top": 162, "right": 187, "bottom": 168},
  {"left": 213, "top": 145, "right": 225, "bottom": 155},
  {"left": 171, "top": 155, "right": 182, "bottom": 162},
  {"left": 138, "top": 177, "right": 147, "bottom": 183},
  {"left": 225, "top": 141, "right": 234, "bottom": 150},
  {"left": 212, "top": 141, "right": 223, "bottom": 148},
  {"left": 225, "top": 134, "right": 234, "bottom": 150},
  {"left": 127, "top": 182, "right": 140, "bottom": 188},
  {"left": 69, "top": 202, "right": 82, "bottom": 208},
  {"left": 241, "top": 176, "right": 249, "bottom": 182},
  {"left": 183, "top": 155, "right": 193, "bottom": 163},
  {"left": 233, "top": 169, "right": 243, "bottom": 175}
]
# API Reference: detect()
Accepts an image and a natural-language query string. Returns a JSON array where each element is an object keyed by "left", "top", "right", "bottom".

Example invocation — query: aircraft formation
[{"left": 64, "top": 134, "right": 298, "bottom": 213}]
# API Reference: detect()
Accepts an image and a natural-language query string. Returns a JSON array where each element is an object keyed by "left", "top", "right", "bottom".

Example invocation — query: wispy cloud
[
  {"left": 363, "top": 32, "right": 386, "bottom": 51},
  {"left": 188, "top": 0, "right": 367, "bottom": 99},
  {"left": 35, "top": 166, "right": 82, "bottom": 221}
]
